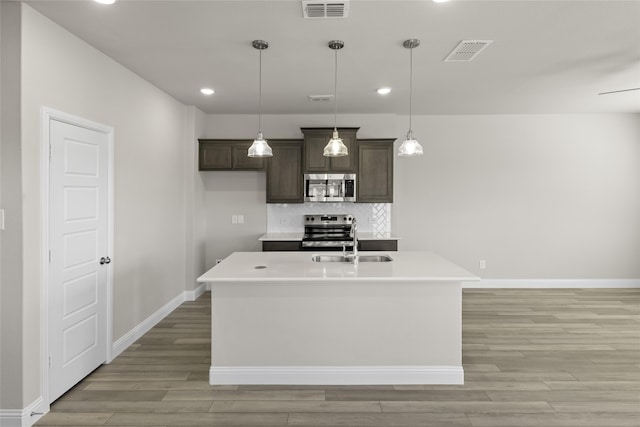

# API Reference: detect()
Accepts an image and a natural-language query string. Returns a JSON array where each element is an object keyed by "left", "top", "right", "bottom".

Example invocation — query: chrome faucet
[{"left": 349, "top": 218, "right": 358, "bottom": 263}]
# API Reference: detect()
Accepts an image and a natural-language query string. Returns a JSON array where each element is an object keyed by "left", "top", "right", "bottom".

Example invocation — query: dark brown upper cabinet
[
  {"left": 301, "top": 127, "right": 359, "bottom": 173},
  {"left": 357, "top": 139, "right": 395, "bottom": 203},
  {"left": 266, "top": 140, "right": 304, "bottom": 203},
  {"left": 198, "top": 139, "right": 265, "bottom": 171}
]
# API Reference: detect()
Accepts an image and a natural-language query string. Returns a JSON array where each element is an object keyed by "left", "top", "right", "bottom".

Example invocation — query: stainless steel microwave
[{"left": 304, "top": 173, "right": 356, "bottom": 202}]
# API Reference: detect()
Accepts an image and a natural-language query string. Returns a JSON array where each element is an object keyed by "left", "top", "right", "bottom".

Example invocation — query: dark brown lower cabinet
[
  {"left": 262, "top": 240, "right": 397, "bottom": 252},
  {"left": 266, "top": 140, "right": 304, "bottom": 203},
  {"left": 358, "top": 240, "right": 398, "bottom": 251},
  {"left": 262, "top": 241, "right": 303, "bottom": 251}
]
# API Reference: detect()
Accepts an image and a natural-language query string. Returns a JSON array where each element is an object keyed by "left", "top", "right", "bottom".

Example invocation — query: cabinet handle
[{"left": 100, "top": 257, "right": 111, "bottom": 265}]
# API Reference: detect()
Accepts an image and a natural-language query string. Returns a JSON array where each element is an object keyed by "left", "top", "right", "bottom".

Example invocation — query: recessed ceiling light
[
  {"left": 433, "top": 0, "right": 450, "bottom": 3},
  {"left": 377, "top": 87, "right": 391, "bottom": 95},
  {"left": 94, "top": 0, "right": 118, "bottom": 4},
  {"left": 200, "top": 88, "right": 215, "bottom": 95}
]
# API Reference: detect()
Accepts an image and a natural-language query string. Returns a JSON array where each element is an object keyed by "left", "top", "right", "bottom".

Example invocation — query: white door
[{"left": 49, "top": 119, "right": 109, "bottom": 402}]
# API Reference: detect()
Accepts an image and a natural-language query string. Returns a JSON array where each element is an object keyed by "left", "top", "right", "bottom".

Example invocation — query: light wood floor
[{"left": 36, "top": 288, "right": 640, "bottom": 426}]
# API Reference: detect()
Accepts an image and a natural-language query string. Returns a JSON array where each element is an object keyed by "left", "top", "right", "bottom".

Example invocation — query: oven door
[{"left": 301, "top": 225, "right": 353, "bottom": 250}]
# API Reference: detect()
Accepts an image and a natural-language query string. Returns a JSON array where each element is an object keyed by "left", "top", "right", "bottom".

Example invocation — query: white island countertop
[{"left": 197, "top": 251, "right": 479, "bottom": 284}]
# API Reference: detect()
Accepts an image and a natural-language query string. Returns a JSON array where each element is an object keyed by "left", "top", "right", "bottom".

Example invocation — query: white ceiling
[{"left": 25, "top": 0, "right": 640, "bottom": 115}]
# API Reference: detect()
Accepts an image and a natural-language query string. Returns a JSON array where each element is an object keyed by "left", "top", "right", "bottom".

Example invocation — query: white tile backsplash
[{"left": 267, "top": 203, "right": 391, "bottom": 233}]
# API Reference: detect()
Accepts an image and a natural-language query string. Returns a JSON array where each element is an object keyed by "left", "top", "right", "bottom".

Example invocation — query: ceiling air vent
[
  {"left": 444, "top": 40, "right": 493, "bottom": 62},
  {"left": 308, "top": 95, "right": 334, "bottom": 102},
  {"left": 302, "top": 1, "right": 349, "bottom": 18}
]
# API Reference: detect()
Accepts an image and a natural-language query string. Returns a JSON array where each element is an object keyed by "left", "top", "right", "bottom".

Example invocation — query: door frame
[{"left": 40, "top": 107, "right": 115, "bottom": 406}]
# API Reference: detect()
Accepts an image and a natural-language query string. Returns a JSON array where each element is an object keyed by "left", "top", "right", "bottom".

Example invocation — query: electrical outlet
[
  {"left": 231, "top": 215, "right": 237, "bottom": 224},
  {"left": 280, "top": 217, "right": 289, "bottom": 225},
  {"left": 479, "top": 260, "right": 487, "bottom": 270},
  {"left": 238, "top": 215, "right": 244, "bottom": 224}
]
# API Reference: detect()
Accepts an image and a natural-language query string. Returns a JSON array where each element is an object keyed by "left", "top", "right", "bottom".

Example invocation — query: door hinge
[
  {"left": 49, "top": 354, "right": 52, "bottom": 368},
  {"left": 49, "top": 250, "right": 52, "bottom": 263}
]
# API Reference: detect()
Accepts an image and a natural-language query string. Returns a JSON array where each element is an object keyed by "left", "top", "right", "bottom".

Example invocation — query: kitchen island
[{"left": 197, "top": 251, "right": 479, "bottom": 385}]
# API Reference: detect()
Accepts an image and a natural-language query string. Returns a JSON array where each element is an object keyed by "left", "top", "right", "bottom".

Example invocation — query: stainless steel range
[{"left": 301, "top": 214, "right": 354, "bottom": 250}]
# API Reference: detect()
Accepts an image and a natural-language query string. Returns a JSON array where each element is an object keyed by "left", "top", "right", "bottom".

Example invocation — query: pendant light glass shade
[
  {"left": 247, "top": 40, "right": 273, "bottom": 158},
  {"left": 323, "top": 129, "right": 349, "bottom": 156},
  {"left": 399, "top": 39, "right": 424, "bottom": 157},
  {"left": 323, "top": 40, "right": 348, "bottom": 157},
  {"left": 248, "top": 131, "right": 273, "bottom": 157},
  {"left": 398, "top": 130, "right": 424, "bottom": 156}
]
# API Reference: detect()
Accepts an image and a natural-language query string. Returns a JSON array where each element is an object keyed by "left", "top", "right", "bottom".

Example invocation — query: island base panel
[{"left": 210, "top": 280, "right": 462, "bottom": 385}]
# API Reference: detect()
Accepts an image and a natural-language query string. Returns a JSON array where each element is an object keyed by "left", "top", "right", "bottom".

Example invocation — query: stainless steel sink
[
  {"left": 311, "top": 254, "right": 393, "bottom": 263},
  {"left": 357, "top": 255, "right": 393, "bottom": 262}
]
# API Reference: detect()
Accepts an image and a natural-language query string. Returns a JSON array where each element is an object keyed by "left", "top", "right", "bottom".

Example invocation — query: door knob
[{"left": 100, "top": 257, "right": 111, "bottom": 265}]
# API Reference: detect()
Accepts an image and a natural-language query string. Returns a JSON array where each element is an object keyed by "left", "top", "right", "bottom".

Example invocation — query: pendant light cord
[
  {"left": 409, "top": 45, "right": 413, "bottom": 135},
  {"left": 258, "top": 48, "right": 262, "bottom": 133},
  {"left": 333, "top": 47, "right": 338, "bottom": 130}
]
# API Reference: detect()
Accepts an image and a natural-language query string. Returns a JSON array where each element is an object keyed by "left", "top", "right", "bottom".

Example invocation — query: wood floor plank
[
  {"left": 486, "top": 390, "right": 640, "bottom": 402},
  {"left": 35, "top": 412, "right": 113, "bottom": 425},
  {"left": 324, "top": 389, "right": 490, "bottom": 401},
  {"left": 105, "top": 412, "right": 289, "bottom": 426},
  {"left": 163, "top": 390, "right": 326, "bottom": 401},
  {"left": 391, "top": 381, "right": 551, "bottom": 391},
  {"left": 84, "top": 372, "right": 190, "bottom": 382},
  {"left": 57, "top": 390, "right": 167, "bottom": 402},
  {"left": 51, "top": 400, "right": 213, "bottom": 413},
  {"left": 550, "top": 401, "right": 640, "bottom": 413},
  {"left": 210, "top": 400, "right": 383, "bottom": 413},
  {"left": 287, "top": 412, "right": 472, "bottom": 426},
  {"left": 467, "top": 413, "right": 640, "bottom": 427},
  {"left": 544, "top": 381, "right": 640, "bottom": 391},
  {"left": 379, "top": 401, "right": 555, "bottom": 413},
  {"left": 84, "top": 381, "right": 234, "bottom": 391}
]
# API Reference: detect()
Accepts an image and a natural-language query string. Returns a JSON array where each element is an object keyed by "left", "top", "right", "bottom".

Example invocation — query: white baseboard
[
  {"left": 0, "top": 397, "right": 44, "bottom": 427},
  {"left": 209, "top": 365, "right": 464, "bottom": 385},
  {"left": 111, "top": 291, "right": 185, "bottom": 358},
  {"left": 184, "top": 283, "right": 207, "bottom": 301},
  {"left": 463, "top": 279, "right": 640, "bottom": 289}
]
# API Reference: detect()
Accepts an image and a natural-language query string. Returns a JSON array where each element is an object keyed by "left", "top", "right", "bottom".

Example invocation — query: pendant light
[
  {"left": 247, "top": 40, "right": 273, "bottom": 158},
  {"left": 398, "top": 39, "right": 424, "bottom": 157},
  {"left": 323, "top": 40, "right": 348, "bottom": 157}
]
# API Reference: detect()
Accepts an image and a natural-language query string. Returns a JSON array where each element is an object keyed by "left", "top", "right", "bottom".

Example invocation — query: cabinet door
[
  {"left": 199, "top": 141, "right": 232, "bottom": 170},
  {"left": 303, "top": 132, "right": 330, "bottom": 172},
  {"left": 262, "top": 241, "right": 302, "bottom": 251},
  {"left": 266, "top": 140, "right": 304, "bottom": 203},
  {"left": 329, "top": 129, "right": 357, "bottom": 172},
  {"left": 358, "top": 240, "right": 398, "bottom": 251},
  {"left": 357, "top": 139, "right": 394, "bottom": 203},
  {"left": 198, "top": 140, "right": 265, "bottom": 171},
  {"left": 232, "top": 143, "right": 265, "bottom": 170},
  {"left": 302, "top": 128, "right": 358, "bottom": 173}
]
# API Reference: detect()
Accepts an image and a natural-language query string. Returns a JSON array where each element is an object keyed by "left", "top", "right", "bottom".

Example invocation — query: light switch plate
[{"left": 0, "top": 209, "right": 4, "bottom": 230}]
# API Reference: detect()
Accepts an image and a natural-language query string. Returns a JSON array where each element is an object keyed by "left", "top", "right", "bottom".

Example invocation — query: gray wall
[
  {"left": 184, "top": 106, "right": 208, "bottom": 290},
  {"left": 394, "top": 114, "right": 640, "bottom": 279},
  {"left": 200, "top": 113, "right": 640, "bottom": 279},
  {"left": 0, "top": 1, "right": 24, "bottom": 410},
  {"left": 6, "top": 4, "right": 192, "bottom": 408}
]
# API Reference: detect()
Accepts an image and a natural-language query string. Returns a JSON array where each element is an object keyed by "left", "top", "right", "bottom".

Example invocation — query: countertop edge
[{"left": 197, "top": 277, "right": 481, "bottom": 284}]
